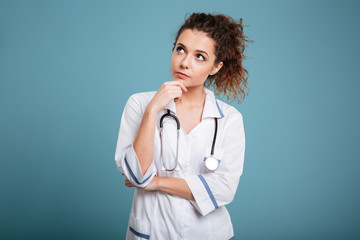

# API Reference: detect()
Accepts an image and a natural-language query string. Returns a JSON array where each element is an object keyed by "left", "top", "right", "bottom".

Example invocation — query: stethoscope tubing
[
  {"left": 160, "top": 109, "right": 218, "bottom": 171},
  {"left": 160, "top": 109, "right": 180, "bottom": 130}
]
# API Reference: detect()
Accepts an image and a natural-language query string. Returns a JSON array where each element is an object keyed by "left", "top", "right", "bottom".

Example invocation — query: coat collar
[{"left": 164, "top": 87, "right": 224, "bottom": 119}]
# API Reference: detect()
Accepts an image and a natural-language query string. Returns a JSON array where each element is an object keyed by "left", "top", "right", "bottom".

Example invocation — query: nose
[{"left": 180, "top": 55, "right": 190, "bottom": 69}]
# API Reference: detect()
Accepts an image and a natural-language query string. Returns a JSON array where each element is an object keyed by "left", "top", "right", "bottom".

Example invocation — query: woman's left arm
[
  {"left": 184, "top": 113, "right": 245, "bottom": 216},
  {"left": 125, "top": 176, "right": 195, "bottom": 201}
]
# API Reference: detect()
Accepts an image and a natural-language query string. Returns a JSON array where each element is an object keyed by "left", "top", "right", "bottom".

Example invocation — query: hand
[
  {"left": 125, "top": 177, "right": 135, "bottom": 188},
  {"left": 125, "top": 176, "right": 159, "bottom": 191},
  {"left": 147, "top": 80, "right": 187, "bottom": 113}
]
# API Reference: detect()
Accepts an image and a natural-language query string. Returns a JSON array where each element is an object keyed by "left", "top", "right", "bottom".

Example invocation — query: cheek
[
  {"left": 170, "top": 56, "right": 178, "bottom": 77},
  {"left": 170, "top": 55, "right": 177, "bottom": 68},
  {"left": 193, "top": 63, "right": 212, "bottom": 76}
]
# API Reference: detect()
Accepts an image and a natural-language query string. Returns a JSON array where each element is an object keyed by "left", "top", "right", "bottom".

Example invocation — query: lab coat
[{"left": 115, "top": 87, "right": 245, "bottom": 240}]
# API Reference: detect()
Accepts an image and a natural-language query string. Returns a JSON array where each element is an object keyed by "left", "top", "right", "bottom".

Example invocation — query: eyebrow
[{"left": 177, "top": 43, "right": 209, "bottom": 57}]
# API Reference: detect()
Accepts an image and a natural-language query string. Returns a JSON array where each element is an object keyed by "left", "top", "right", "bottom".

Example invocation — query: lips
[{"left": 176, "top": 72, "right": 189, "bottom": 79}]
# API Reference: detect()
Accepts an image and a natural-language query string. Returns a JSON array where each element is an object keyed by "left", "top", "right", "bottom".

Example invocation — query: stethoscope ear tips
[{"left": 204, "top": 156, "right": 219, "bottom": 171}]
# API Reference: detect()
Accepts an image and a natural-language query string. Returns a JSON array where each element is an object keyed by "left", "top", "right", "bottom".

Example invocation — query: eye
[
  {"left": 196, "top": 54, "right": 205, "bottom": 61},
  {"left": 176, "top": 46, "right": 184, "bottom": 53}
]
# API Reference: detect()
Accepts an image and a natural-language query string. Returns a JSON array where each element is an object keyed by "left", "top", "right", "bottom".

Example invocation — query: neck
[{"left": 177, "top": 85, "right": 206, "bottom": 108}]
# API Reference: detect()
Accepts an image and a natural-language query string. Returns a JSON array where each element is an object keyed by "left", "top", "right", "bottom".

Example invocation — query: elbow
[
  {"left": 128, "top": 171, "right": 155, "bottom": 188},
  {"left": 117, "top": 146, "right": 156, "bottom": 187},
  {"left": 221, "top": 177, "right": 240, "bottom": 205},
  {"left": 124, "top": 155, "right": 155, "bottom": 188},
  {"left": 224, "top": 192, "right": 236, "bottom": 205},
  {"left": 223, "top": 181, "right": 237, "bottom": 204}
]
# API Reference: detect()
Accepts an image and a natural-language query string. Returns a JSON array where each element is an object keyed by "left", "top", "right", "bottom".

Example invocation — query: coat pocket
[{"left": 127, "top": 214, "right": 151, "bottom": 240}]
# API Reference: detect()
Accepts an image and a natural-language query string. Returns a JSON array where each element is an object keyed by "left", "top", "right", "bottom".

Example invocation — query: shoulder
[
  {"left": 128, "top": 91, "right": 156, "bottom": 104},
  {"left": 126, "top": 91, "right": 156, "bottom": 106},
  {"left": 124, "top": 91, "right": 157, "bottom": 114},
  {"left": 216, "top": 99, "right": 246, "bottom": 141},
  {"left": 216, "top": 99, "right": 244, "bottom": 123}
]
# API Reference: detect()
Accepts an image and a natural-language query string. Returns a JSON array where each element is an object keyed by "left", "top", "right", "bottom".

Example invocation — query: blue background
[{"left": 1, "top": 0, "right": 359, "bottom": 239}]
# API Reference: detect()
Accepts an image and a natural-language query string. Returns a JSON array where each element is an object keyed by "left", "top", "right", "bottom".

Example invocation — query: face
[{"left": 170, "top": 29, "right": 223, "bottom": 88}]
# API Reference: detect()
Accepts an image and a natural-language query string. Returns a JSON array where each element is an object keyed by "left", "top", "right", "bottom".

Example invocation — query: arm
[
  {"left": 126, "top": 176, "right": 195, "bottom": 200},
  {"left": 143, "top": 112, "right": 245, "bottom": 216},
  {"left": 185, "top": 113, "right": 246, "bottom": 216},
  {"left": 157, "top": 177, "right": 195, "bottom": 201},
  {"left": 115, "top": 95, "right": 157, "bottom": 187},
  {"left": 133, "top": 81, "right": 187, "bottom": 175},
  {"left": 115, "top": 81, "right": 187, "bottom": 187},
  {"left": 133, "top": 107, "right": 158, "bottom": 175},
  {"left": 126, "top": 111, "right": 245, "bottom": 216}
]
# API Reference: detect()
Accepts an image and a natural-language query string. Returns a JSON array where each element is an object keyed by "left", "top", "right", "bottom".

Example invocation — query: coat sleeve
[
  {"left": 184, "top": 112, "right": 245, "bottom": 216},
  {"left": 114, "top": 94, "right": 156, "bottom": 188}
]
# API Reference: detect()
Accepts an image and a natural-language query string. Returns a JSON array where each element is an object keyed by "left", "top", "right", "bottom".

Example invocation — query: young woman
[{"left": 115, "top": 12, "right": 251, "bottom": 240}]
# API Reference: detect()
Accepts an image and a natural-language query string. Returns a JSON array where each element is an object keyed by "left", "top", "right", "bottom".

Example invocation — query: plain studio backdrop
[{"left": 1, "top": 0, "right": 359, "bottom": 239}]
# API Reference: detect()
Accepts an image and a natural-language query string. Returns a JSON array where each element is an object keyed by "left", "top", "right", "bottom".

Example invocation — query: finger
[
  {"left": 170, "top": 88, "right": 183, "bottom": 97},
  {"left": 175, "top": 80, "right": 188, "bottom": 92},
  {"left": 173, "top": 90, "right": 182, "bottom": 102},
  {"left": 170, "top": 80, "right": 187, "bottom": 92},
  {"left": 125, "top": 180, "right": 132, "bottom": 187},
  {"left": 125, "top": 178, "right": 135, "bottom": 187}
]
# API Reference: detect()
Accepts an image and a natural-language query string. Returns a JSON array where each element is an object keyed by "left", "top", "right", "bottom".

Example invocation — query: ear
[{"left": 210, "top": 61, "right": 223, "bottom": 75}]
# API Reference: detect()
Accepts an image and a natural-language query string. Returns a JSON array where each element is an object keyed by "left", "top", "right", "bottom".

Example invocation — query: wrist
[
  {"left": 145, "top": 103, "right": 159, "bottom": 116},
  {"left": 154, "top": 176, "right": 161, "bottom": 191}
]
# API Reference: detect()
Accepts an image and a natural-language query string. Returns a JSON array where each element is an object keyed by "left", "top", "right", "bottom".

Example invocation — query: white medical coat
[{"left": 115, "top": 87, "right": 245, "bottom": 240}]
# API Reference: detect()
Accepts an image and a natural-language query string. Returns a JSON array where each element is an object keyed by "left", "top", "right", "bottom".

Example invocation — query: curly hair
[{"left": 173, "top": 13, "right": 253, "bottom": 103}]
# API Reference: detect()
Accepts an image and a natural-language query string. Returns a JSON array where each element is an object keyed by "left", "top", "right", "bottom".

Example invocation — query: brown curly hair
[{"left": 172, "top": 12, "right": 253, "bottom": 103}]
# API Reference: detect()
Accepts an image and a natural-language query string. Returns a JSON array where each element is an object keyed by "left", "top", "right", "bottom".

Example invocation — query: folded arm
[
  {"left": 126, "top": 113, "right": 245, "bottom": 216},
  {"left": 115, "top": 95, "right": 157, "bottom": 187}
]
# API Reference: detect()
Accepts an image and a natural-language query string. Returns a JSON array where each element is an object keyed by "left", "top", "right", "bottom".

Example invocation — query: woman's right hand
[{"left": 147, "top": 80, "right": 187, "bottom": 114}]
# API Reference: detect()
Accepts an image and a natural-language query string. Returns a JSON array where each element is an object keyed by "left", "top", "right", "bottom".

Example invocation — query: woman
[{"left": 115, "top": 12, "right": 251, "bottom": 240}]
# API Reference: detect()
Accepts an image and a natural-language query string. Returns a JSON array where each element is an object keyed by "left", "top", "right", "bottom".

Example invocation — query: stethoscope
[{"left": 159, "top": 109, "right": 220, "bottom": 171}]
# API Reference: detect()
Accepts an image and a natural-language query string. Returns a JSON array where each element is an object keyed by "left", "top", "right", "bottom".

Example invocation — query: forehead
[{"left": 176, "top": 29, "right": 216, "bottom": 55}]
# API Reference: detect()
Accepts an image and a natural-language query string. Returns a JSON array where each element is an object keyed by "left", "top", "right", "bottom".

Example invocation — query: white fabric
[{"left": 115, "top": 87, "right": 245, "bottom": 240}]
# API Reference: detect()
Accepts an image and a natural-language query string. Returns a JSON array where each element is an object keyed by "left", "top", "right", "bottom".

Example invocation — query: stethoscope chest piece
[{"left": 204, "top": 156, "right": 220, "bottom": 171}]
